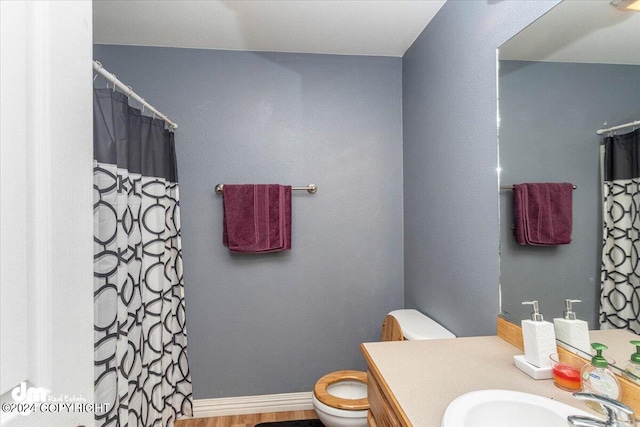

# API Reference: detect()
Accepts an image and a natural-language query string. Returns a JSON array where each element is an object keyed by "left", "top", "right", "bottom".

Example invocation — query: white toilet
[
  {"left": 312, "top": 370, "right": 369, "bottom": 427},
  {"left": 312, "top": 309, "right": 455, "bottom": 427}
]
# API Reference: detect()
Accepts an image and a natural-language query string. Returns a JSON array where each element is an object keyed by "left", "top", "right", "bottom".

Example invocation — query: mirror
[{"left": 497, "top": 0, "right": 640, "bottom": 342}]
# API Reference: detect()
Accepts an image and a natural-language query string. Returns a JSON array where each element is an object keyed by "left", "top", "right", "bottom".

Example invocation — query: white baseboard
[{"left": 187, "top": 391, "right": 314, "bottom": 419}]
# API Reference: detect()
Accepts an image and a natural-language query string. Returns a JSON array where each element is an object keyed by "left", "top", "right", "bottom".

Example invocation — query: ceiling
[
  {"left": 499, "top": 0, "right": 640, "bottom": 65},
  {"left": 93, "top": 0, "right": 446, "bottom": 57}
]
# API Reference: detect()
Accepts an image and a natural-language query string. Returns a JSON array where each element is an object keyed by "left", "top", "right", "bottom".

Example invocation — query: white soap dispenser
[
  {"left": 513, "top": 301, "right": 556, "bottom": 379},
  {"left": 553, "top": 299, "right": 590, "bottom": 355}
]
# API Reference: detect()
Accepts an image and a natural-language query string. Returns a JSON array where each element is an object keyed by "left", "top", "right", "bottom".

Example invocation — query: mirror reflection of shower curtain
[
  {"left": 93, "top": 88, "right": 193, "bottom": 426},
  {"left": 600, "top": 128, "right": 640, "bottom": 334}
]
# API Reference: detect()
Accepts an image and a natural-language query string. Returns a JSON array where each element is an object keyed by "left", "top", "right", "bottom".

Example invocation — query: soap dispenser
[
  {"left": 581, "top": 343, "right": 621, "bottom": 413},
  {"left": 553, "top": 299, "right": 590, "bottom": 355},
  {"left": 513, "top": 301, "right": 556, "bottom": 379},
  {"left": 521, "top": 301, "right": 556, "bottom": 369},
  {"left": 623, "top": 340, "right": 640, "bottom": 385}
]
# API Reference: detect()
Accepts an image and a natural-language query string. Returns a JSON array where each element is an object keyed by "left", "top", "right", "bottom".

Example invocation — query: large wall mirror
[{"left": 498, "top": 0, "right": 640, "bottom": 333}]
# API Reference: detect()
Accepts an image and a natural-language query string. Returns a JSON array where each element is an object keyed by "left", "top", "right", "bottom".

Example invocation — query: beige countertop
[{"left": 362, "top": 335, "right": 599, "bottom": 426}]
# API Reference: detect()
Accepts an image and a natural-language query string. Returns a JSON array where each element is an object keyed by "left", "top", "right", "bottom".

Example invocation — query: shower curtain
[
  {"left": 93, "top": 88, "right": 193, "bottom": 426},
  {"left": 600, "top": 128, "right": 640, "bottom": 334}
]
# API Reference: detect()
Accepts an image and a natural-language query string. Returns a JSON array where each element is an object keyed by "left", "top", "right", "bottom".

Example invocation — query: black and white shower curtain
[
  {"left": 600, "top": 128, "right": 640, "bottom": 334},
  {"left": 93, "top": 88, "right": 193, "bottom": 426}
]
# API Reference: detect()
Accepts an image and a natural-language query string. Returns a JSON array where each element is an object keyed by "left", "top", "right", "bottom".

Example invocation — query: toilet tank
[{"left": 388, "top": 309, "right": 456, "bottom": 340}]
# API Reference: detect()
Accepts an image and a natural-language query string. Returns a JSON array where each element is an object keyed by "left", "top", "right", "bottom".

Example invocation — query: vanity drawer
[{"left": 367, "top": 370, "right": 403, "bottom": 427}]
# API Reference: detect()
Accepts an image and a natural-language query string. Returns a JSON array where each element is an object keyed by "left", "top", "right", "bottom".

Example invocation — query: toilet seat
[{"left": 313, "top": 370, "right": 369, "bottom": 411}]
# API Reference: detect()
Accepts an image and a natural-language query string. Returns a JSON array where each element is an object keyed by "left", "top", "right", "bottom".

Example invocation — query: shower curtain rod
[
  {"left": 93, "top": 60, "right": 178, "bottom": 130},
  {"left": 596, "top": 119, "right": 639, "bottom": 135}
]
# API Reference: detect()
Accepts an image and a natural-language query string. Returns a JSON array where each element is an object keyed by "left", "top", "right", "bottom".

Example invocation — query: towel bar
[
  {"left": 500, "top": 184, "right": 577, "bottom": 190},
  {"left": 215, "top": 183, "right": 317, "bottom": 195}
]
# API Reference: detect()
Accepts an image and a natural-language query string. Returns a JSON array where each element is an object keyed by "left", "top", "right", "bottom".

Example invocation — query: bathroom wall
[
  {"left": 94, "top": 0, "right": 565, "bottom": 399},
  {"left": 93, "top": 45, "right": 403, "bottom": 399},
  {"left": 499, "top": 60, "right": 640, "bottom": 326},
  {"left": 402, "top": 0, "right": 559, "bottom": 336}
]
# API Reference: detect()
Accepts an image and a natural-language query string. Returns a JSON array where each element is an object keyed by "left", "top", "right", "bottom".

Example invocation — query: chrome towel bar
[
  {"left": 215, "top": 183, "right": 317, "bottom": 195},
  {"left": 500, "top": 184, "right": 577, "bottom": 190}
]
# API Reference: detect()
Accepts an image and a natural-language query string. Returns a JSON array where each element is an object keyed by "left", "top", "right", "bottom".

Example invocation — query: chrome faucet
[{"left": 567, "top": 392, "right": 636, "bottom": 427}]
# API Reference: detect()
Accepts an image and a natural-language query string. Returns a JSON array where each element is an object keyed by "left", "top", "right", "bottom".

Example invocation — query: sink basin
[{"left": 441, "top": 389, "right": 593, "bottom": 427}]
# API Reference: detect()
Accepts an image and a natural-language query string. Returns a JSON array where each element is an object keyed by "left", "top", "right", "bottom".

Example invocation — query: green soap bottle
[
  {"left": 623, "top": 340, "right": 640, "bottom": 385},
  {"left": 580, "top": 343, "right": 621, "bottom": 413}
]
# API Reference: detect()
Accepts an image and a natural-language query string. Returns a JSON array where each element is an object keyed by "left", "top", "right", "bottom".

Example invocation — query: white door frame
[{"left": 1, "top": 1, "right": 95, "bottom": 425}]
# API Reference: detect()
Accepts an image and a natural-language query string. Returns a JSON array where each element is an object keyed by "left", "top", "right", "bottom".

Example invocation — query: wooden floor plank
[{"left": 176, "top": 409, "right": 319, "bottom": 427}]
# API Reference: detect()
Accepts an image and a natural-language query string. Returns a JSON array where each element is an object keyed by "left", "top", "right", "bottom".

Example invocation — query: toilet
[
  {"left": 312, "top": 309, "right": 455, "bottom": 427},
  {"left": 312, "top": 370, "right": 369, "bottom": 427}
]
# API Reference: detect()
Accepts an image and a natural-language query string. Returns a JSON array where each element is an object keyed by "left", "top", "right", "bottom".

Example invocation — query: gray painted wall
[
  {"left": 499, "top": 60, "right": 640, "bottom": 327},
  {"left": 402, "top": 0, "right": 559, "bottom": 336},
  {"left": 93, "top": 46, "right": 404, "bottom": 398},
  {"left": 93, "top": 0, "right": 577, "bottom": 399}
]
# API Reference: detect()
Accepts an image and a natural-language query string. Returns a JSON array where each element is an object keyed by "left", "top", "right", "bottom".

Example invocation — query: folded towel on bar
[
  {"left": 513, "top": 183, "right": 573, "bottom": 246},
  {"left": 222, "top": 184, "right": 291, "bottom": 253}
]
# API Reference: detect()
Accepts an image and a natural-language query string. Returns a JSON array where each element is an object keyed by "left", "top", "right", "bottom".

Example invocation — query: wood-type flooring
[{"left": 175, "top": 410, "right": 319, "bottom": 427}]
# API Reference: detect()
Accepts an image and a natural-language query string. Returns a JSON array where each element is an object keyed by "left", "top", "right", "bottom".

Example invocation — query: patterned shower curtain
[
  {"left": 93, "top": 88, "right": 193, "bottom": 426},
  {"left": 600, "top": 128, "right": 640, "bottom": 334}
]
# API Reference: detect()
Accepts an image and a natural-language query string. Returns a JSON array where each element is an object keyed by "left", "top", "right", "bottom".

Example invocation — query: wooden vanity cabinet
[{"left": 366, "top": 368, "right": 408, "bottom": 427}]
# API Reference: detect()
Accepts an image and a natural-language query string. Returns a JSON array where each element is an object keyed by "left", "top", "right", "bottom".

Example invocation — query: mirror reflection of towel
[
  {"left": 513, "top": 183, "right": 573, "bottom": 246},
  {"left": 222, "top": 184, "right": 292, "bottom": 253}
]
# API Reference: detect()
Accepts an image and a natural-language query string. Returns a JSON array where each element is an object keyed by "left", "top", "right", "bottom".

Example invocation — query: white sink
[{"left": 441, "top": 389, "right": 593, "bottom": 427}]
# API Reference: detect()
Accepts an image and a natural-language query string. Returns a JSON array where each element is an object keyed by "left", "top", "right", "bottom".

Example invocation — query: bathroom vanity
[
  {"left": 361, "top": 336, "right": 590, "bottom": 425},
  {"left": 361, "top": 323, "right": 639, "bottom": 426}
]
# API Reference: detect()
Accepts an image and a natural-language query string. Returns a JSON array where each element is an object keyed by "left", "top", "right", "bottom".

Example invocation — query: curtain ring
[
  {"left": 141, "top": 99, "right": 145, "bottom": 113},
  {"left": 111, "top": 74, "right": 117, "bottom": 92}
]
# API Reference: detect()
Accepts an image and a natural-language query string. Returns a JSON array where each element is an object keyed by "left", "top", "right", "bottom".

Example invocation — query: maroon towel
[
  {"left": 513, "top": 183, "right": 573, "bottom": 246},
  {"left": 222, "top": 184, "right": 291, "bottom": 253}
]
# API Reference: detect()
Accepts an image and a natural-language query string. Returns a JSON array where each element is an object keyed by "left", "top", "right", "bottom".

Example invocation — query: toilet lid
[
  {"left": 389, "top": 309, "right": 456, "bottom": 340},
  {"left": 313, "top": 370, "right": 369, "bottom": 411}
]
